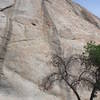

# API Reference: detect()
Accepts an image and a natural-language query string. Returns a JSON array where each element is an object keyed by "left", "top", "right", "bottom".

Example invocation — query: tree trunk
[
  {"left": 65, "top": 80, "right": 81, "bottom": 100},
  {"left": 90, "top": 86, "right": 96, "bottom": 100}
]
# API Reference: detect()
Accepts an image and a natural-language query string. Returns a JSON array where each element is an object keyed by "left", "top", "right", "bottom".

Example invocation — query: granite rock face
[{"left": 0, "top": 0, "right": 99, "bottom": 100}]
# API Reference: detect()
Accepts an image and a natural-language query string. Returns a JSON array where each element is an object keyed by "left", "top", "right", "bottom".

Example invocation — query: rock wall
[{"left": 0, "top": 0, "right": 99, "bottom": 100}]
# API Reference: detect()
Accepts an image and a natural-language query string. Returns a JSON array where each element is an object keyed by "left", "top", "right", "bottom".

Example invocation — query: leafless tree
[
  {"left": 41, "top": 50, "right": 100, "bottom": 100},
  {"left": 42, "top": 54, "right": 83, "bottom": 100}
]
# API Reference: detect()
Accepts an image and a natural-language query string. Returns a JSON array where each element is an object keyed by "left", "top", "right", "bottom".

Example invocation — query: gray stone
[{"left": 0, "top": 0, "right": 99, "bottom": 100}]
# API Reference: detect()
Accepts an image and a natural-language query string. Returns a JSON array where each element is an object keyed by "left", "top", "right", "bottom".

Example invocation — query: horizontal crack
[
  {"left": 9, "top": 38, "right": 36, "bottom": 44},
  {"left": 0, "top": 5, "right": 14, "bottom": 11}
]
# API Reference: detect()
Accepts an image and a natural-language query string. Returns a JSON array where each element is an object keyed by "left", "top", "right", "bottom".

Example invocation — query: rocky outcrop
[{"left": 0, "top": 0, "right": 99, "bottom": 100}]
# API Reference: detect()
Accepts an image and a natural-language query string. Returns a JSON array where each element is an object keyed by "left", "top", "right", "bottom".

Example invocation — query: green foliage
[
  {"left": 83, "top": 41, "right": 100, "bottom": 100},
  {"left": 84, "top": 41, "right": 100, "bottom": 67}
]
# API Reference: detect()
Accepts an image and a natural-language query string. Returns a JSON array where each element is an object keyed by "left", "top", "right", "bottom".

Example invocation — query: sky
[{"left": 73, "top": 0, "right": 100, "bottom": 18}]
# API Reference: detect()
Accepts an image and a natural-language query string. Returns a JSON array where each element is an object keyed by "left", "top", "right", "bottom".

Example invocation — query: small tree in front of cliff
[
  {"left": 80, "top": 41, "right": 100, "bottom": 100},
  {"left": 41, "top": 41, "right": 100, "bottom": 100},
  {"left": 42, "top": 54, "right": 82, "bottom": 100}
]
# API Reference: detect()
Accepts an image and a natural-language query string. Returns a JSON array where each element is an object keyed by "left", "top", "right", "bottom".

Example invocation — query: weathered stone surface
[
  {"left": 0, "top": 12, "right": 6, "bottom": 37},
  {"left": 0, "top": 0, "right": 14, "bottom": 11},
  {"left": 0, "top": 0, "right": 99, "bottom": 100},
  {"left": 0, "top": 12, "right": 7, "bottom": 73}
]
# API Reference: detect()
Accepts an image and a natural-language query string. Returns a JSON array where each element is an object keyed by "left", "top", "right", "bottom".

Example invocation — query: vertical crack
[
  {"left": 42, "top": 0, "right": 63, "bottom": 56},
  {"left": 0, "top": 2, "right": 15, "bottom": 78},
  {"left": 0, "top": 18, "right": 13, "bottom": 76}
]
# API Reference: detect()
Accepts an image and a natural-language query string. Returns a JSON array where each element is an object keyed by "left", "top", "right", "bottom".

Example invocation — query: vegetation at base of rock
[
  {"left": 42, "top": 41, "right": 100, "bottom": 100},
  {"left": 82, "top": 41, "right": 100, "bottom": 100},
  {"left": 42, "top": 54, "right": 81, "bottom": 100},
  {"left": 84, "top": 41, "right": 100, "bottom": 67}
]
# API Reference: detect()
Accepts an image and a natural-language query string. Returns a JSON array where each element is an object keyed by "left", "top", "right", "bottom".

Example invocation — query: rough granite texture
[{"left": 0, "top": 0, "right": 99, "bottom": 100}]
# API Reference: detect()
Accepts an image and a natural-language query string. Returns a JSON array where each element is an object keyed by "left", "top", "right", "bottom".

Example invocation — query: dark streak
[
  {"left": 45, "top": 0, "right": 52, "bottom": 4},
  {"left": 0, "top": 5, "right": 14, "bottom": 11},
  {"left": 32, "top": 23, "right": 36, "bottom": 26}
]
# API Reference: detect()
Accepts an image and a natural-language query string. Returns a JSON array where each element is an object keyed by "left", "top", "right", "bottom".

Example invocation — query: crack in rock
[
  {"left": 0, "top": 0, "right": 15, "bottom": 11},
  {"left": 42, "top": 0, "right": 62, "bottom": 56},
  {"left": 0, "top": 5, "right": 14, "bottom": 12},
  {"left": 8, "top": 38, "right": 36, "bottom": 44}
]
